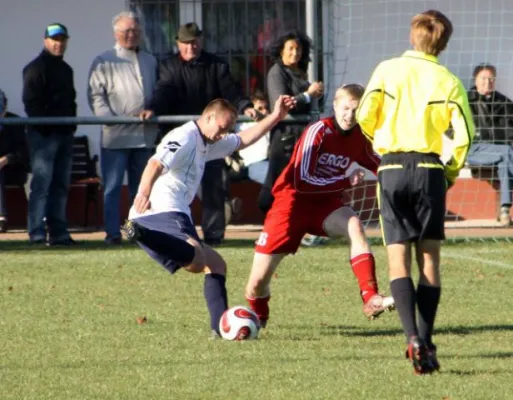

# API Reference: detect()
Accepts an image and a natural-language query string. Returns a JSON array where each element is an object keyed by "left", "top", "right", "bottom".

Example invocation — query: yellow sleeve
[
  {"left": 356, "top": 63, "right": 385, "bottom": 141},
  {"left": 445, "top": 79, "right": 475, "bottom": 184}
]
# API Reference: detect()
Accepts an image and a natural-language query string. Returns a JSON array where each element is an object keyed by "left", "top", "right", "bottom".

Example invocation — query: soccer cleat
[
  {"left": 259, "top": 319, "right": 268, "bottom": 329},
  {"left": 405, "top": 336, "right": 435, "bottom": 375},
  {"left": 121, "top": 220, "right": 141, "bottom": 242},
  {"left": 426, "top": 344, "right": 441, "bottom": 372},
  {"left": 363, "top": 294, "right": 396, "bottom": 320}
]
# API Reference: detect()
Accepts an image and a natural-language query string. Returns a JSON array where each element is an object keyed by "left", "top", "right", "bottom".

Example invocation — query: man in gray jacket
[{"left": 88, "top": 11, "right": 158, "bottom": 244}]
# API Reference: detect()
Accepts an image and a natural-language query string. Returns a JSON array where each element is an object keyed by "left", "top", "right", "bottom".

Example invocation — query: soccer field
[{"left": 1, "top": 239, "right": 512, "bottom": 400}]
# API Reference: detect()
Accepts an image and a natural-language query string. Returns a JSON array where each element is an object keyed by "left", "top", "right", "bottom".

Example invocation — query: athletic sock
[
  {"left": 390, "top": 277, "right": 419, "bottom": 341},
  {"left": 137, "top": 225, "right": 195, "bottom": 265},
  {"left": 204, "top": 274, "right": 228, "bottom": 334},
  {"left": 417, "top": 284, "right": 441, "bottom": 347},
  {"left": 246, "top": 295, "right": 270, "bottom": 324},
  {"left": 350, "top": 252, "right": 379, "bottom": 303}
]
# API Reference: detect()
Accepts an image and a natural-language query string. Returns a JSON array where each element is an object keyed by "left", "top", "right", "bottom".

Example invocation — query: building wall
[{"left": 0, "top": 0, "right": 126, "bottom": 155}]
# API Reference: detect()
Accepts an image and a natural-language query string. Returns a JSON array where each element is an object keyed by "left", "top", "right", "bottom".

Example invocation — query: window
[
  {"left": 128, "top": 0, "right": 324, "bottom": 96},
  {"left": 129, "top": 0, "right": 180, "bottom": 58}
]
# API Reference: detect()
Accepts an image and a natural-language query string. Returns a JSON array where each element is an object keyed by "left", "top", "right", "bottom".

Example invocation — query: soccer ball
[{"left": 219, "top": 306, "right": 260, "bottom": 341}]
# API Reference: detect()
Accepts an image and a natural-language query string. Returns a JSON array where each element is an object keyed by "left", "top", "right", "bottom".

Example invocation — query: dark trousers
[
  {"left": 26, "top": 131, "right": 74, "bottom": 242},
  {"left": 0, "top": 170, "right": 6, "bottom": 217},
  {"left": 201, "top": 159, "right": 228, "bottom": 242},
  {"left": 258, "top": 125, "right": 303, "bottom": 214}
]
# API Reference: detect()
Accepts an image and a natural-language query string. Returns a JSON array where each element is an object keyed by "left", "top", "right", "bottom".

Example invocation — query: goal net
[{"left": 325, "top": 0, "right": 513, "bottom": 241}]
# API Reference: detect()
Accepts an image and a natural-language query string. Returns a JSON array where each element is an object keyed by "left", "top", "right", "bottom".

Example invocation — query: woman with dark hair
[{"left": 259, "top": 30, "right": 324, "bottom": 214}]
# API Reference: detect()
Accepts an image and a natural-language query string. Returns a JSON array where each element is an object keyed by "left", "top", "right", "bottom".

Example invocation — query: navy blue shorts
[{"left": 134, "top": 211, "right": 200, "bottom": 274}]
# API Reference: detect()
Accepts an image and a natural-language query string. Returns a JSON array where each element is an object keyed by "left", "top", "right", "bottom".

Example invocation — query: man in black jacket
[
  {"left": 466, "top": 63, "right": 513, "bottom": 226},
  {"left": 22, "top": 23, "right": 77, "bottom": 245},
  {"left": 152, "top": 22, "right": 257, "bottom": 246},
  {"left": 0, "top": 89, "right": 29, "bottom": 232}
]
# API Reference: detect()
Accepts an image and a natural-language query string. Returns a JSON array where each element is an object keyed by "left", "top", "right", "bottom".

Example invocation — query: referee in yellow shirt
[{"left": 357, "top": 10, "right": 474, "bottom": 375}]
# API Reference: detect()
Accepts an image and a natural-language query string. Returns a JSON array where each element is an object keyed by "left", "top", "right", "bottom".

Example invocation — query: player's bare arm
[
  {"left": 134, "top": 158, "right": 164, "bottom": 214},
  {"left": 237, "top": 95, "right": 296, "bottom": 150}
]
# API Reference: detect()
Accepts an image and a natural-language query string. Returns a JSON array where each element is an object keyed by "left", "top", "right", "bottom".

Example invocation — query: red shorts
[{"left": 255, "top": 197, "right": 343, "bottom": 255}]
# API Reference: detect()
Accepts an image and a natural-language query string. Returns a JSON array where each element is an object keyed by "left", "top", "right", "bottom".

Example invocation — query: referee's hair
[
  {"left": 410, "top": 10, "right": 453, "bottom": 56},
  {"left": 202, "top": 98, "right": 238, "bottom": 118}
]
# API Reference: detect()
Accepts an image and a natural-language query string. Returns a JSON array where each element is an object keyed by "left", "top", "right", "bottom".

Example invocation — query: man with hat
[
  {"left": 22, "top": 22, "right": 77, "bottom": 245},
  {"left": 152, "top": 22, "right": 258, "bottom": 246}
]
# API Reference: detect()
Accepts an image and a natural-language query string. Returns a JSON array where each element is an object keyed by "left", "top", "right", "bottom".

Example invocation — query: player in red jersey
[{"left": 245, "top": 84, "right": 395, "bottom": 327}]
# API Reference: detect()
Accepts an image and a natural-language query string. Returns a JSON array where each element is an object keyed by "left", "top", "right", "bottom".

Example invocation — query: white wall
[{"left": 0, "top": 0, "right": 126, "bottom": 156}]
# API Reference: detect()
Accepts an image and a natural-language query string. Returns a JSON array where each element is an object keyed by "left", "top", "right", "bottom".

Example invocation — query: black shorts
[
  {"left": 134, "top": 211, "right": 200, "bottom": 274},
  {"left": 377, "top": 152, "right": 446, "bottom": 245}
]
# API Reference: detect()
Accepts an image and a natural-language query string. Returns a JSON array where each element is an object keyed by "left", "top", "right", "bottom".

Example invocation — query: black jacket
[
  {"left": 266, "top": 61, "right": 312, "bottom": 115},
  {"left": 468, "top": 87, "right": 513, "bottom": 143},
  {"left": 151, "top": 51, "right": 252, "bottom": 116},
  {"left": 22, "top": 50, "right": 77, "bottom": 135},
  {"left": 0, "top": 112, "right": 29, "bottom": 185}
]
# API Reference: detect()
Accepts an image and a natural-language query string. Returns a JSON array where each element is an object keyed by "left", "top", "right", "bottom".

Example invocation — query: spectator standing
[
  {"left": 22, "top": 23, "right": 76, "bottom": 245},
  {"left": 88, "top": 11, "right": 158, "bottom": 244},
  {"left": 260, "top": 30, "right": 324, "bottom": 214},
  {"left": 466, "top": 63, "right": 513, "bottom": 226},
  {"left": 152, "top": 22, "right": 257, "bottom": 246},
  {"left": 0, "top": 89, "right": 29, "bottom": 232}
]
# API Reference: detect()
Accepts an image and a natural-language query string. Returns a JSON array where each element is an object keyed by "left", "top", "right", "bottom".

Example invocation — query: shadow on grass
[
  {"left": 319, "top": 324, "right": 513, "bottom": 337},
  {"left": 0, "top": 239, "right": 257, "bottom": 252}
]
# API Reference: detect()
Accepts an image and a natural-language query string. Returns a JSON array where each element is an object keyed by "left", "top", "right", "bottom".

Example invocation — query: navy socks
[{"left": 204, "top": 274, "right": 228, "bottom": 333}]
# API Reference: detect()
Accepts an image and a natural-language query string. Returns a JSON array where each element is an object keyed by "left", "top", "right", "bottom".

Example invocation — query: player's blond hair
[
  {"left": 410, "top": 10, "right": 453, "bottom": 56},
  {"left": 202, "top": 98, "right": 238, "bottom": 118},
  {"left": 334, "top": 84, "right": 365, "bottom": 103}
]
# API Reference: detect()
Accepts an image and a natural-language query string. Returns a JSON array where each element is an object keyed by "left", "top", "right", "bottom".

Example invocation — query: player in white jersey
[{"left": 122, "top": 95, "right": 296, "bottom": 337}]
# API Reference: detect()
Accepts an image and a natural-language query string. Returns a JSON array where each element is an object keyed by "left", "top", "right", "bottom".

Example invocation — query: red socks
[
  {"left": 351, "top": 253, "right": 378, "bottom": 303},
  {"left": 246, "top": 295, "right": 270, "bottom": 324}
]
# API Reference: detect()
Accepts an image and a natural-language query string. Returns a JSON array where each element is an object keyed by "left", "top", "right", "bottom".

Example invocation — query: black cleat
[{"left": 405, "top": 336, "right": 435, "bottom": 375}]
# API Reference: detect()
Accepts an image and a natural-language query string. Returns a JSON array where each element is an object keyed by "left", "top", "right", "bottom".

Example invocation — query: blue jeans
[
  {"left": 247, "top": 160, "right": 269, "bottom": 185},
  {"left": 26, "top": 131, "right": 74, "bottom": 242},
  {"left": 101, "top": 147, "right": 153, "bottom": 240},
  {"left": 467, "top": 143, "right": 513, "bottom": 206}
]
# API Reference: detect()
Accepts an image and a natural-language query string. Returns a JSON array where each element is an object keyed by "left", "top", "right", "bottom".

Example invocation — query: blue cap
[{"left": 45, "top": 23, "right": 69, "bottom": 39}]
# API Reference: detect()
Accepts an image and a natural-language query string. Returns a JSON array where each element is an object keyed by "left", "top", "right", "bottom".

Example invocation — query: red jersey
[{"left": 272, "top": 117, "right": 380, "bottom": 201}]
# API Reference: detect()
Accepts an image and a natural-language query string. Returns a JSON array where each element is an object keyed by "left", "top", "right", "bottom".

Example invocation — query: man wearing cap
[
  {"left": 88, "top": 11, "right": 158, "bottom": 245},
  {"left": 152, "top": 22, "right": 258, "bottom": 246},
  {"left": 22, "top": 22, "right": 77, "bottom": 245},
  {"left": 0, "top": 89, "right": 29, "bottom": 233}
]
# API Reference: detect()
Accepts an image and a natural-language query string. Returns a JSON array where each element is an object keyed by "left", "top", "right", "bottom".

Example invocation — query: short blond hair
[
  {"left": 202, "top": 98, "right": 238, "bottom": 118},
  {"left": 410, "top": 10, "right": 453, "bottom": 56},
  {"left": 334, "top": 84, "right": 365, "bottom": 103}
]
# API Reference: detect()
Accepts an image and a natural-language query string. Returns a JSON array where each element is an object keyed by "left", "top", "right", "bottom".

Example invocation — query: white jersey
[{"left": 129, "top": 121, "right": 241, "bottom": 219}]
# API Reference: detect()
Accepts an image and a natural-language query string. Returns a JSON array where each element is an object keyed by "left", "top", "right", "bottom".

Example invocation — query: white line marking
[{"left": 442, "top": 251, "right": 513, "bottom": 269}]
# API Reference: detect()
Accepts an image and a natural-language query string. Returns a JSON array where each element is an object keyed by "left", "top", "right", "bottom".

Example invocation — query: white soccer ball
[{"left": 219, "top": 306, "right": 260, "bottom": 341}]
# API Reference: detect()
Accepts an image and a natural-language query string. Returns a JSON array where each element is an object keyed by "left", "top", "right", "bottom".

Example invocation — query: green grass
[{"left": 1, "top": 239, "right": 512, "bottom": 399}]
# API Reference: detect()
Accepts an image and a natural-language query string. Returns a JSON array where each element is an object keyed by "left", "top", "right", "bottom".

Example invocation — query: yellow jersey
[{"left": 356, "top": 50, "right": 475, "bottom": 184}]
